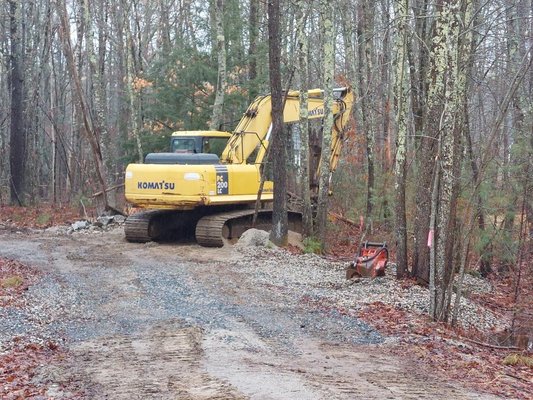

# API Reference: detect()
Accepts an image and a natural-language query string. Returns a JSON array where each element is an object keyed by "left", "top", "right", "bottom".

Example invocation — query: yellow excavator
[{"left": 124, "top": 87, "right": 354, "bottom": 246}]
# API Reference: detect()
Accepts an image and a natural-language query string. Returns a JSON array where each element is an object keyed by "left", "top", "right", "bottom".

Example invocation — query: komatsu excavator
[{"left": 124, "top": 87, "right": 354, "bottom": 247}]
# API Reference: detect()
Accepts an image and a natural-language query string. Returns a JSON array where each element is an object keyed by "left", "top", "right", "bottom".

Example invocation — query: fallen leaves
[
  {"left": 0, "top": 258, "right": 40, "bottom": 307},
  {"left": 0, "top": 204, "right": 82, "bottom": 229},
  {"left": 357, "top": 301, "right": 431, "bottom": 336},
  {"left": 0, "top": 258, "right": 84, "bottom": 399},
  {"left": 356, "top": 301, "right": 533, "bottom": 400},
  {"left": 0, "top": 341, "right": 73, "bottom": 400}
]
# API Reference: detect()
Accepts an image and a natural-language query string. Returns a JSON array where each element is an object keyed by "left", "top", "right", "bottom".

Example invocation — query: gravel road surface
[{"left": 0, "top": 227, "right": 500, "bottom": 399}]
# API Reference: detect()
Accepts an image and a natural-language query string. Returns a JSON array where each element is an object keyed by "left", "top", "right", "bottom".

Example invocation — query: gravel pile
[
  {"left": 455, "top": 272, "right": 493, "bottom": 294},
  {"left": 232, "top": 247, "right": 504, "bottom": 332}
]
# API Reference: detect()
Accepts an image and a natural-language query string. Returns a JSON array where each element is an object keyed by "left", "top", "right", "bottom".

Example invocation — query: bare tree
[
  {"left": 296, "top": 0, "right": 313, "bottom": 237},
  {"left": 315, "top": 0, "right": 335, "bottom": 248},
  {"left": 248, "top": 0, "right": 259, "bottom": 101},
  {"left": 268, "top": 0, "right": 288, "bottom": 247},
  {"left": 8, "top": 0, "right": 25, "bottom": 205},
  {"left": 210, "top": 0, "right": 227, "bottom": 130},
  {"left": 393, "top": 0, "right": 409, "bottom": 278},
  {"left": 56, "top": 0, "right": 109, "bottom": 209}
]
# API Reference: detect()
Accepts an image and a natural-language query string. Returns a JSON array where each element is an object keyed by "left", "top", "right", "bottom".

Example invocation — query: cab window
[
  {"left": 171, "top": 138, "right": 197, "bottom": 153},
  {"left": 203, "top": 137, "right": 227, "bottom": 157}
]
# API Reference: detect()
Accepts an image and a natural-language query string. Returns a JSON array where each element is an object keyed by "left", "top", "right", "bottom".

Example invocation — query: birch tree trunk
[
  {"left": 316, "top": 0, "right": 335, "bottom": 248},
  {"left": 209, "top": 0, "right": 226, "bottom": 130},
  {"left": 428, "top": 0, "right": 471, "bottom": 322},
  {"left": 393, "top": 0, "right": 409, "bottom": 278}
]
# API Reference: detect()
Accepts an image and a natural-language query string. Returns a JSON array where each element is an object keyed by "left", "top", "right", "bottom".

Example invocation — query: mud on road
[{"left": 0, "top": 228, "right": 499, "bottom": 399}]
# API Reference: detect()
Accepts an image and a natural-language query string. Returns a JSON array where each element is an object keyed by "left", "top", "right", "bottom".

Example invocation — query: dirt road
[{"left": 0, "top": 228, "right": 500, "bottom": 399}]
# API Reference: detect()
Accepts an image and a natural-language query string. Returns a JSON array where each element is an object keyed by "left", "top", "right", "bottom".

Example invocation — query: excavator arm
[{"left": 221, "top": 87, "right": 354, "bottom": 169}]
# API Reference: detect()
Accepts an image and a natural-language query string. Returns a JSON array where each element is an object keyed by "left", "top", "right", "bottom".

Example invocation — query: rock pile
[
  {"left": 43, "top": 214, "right": 127, "bottom": 235},
  {"left": 67, "top": 214, "right": 126, "bottom": 234},
  {"left": 235, "top": 229, "right": 272, "bottom": 248}
]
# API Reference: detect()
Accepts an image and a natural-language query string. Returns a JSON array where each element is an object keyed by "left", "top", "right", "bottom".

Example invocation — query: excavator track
[
  {"left": 126, "top": 208, "right": 302, "bottom": 247},
  {"left": 125, "top": 208, "right": 209, "bottom": 243},
  {"left": 124, "top": 210, "right": 169, "bottom": 242},
  {"left": 195, "top": 209, "right": 302, "bottom": 247}
]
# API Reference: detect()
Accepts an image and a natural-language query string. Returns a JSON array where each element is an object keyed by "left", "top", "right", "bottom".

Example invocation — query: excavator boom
[{"left": 222, "top": 87, "right": 353, "bottom": 167}]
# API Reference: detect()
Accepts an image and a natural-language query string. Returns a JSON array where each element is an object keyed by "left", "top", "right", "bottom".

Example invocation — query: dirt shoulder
[{"left": 0, "top": 226, "right": 526, "bottom": 399}]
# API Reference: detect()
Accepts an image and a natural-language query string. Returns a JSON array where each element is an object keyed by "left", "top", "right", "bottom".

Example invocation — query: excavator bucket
[{"left": 346, "top": 241, "right": 389, "bottom": 279}]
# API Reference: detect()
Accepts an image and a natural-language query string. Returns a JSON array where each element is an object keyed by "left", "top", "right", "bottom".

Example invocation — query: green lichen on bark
[
  {"left": 316, "top": 0, "right": 335, "bottom": 247},
  {"left": 393, "top": 0, "right": 409, "bottom": 278},
  {"left": 209, "top": 0, "right": 227, "bottom": 130}
]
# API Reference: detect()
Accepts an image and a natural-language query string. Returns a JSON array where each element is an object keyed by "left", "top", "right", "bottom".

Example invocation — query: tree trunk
[
  {"left": 248, "top": 0, "right": 259, "bottom": 101},
  {"left": 268, "top": 0, "right": 288, "bottom": 247},
  {"left": 410, "top": 0, "right": 432, "bottom": 283},
  {"left": 296, "top": 0, "right": 313, "bottom": 237},
  {"left": 380, "top": 0, "right": 392, "bottom": 172},
  {"left": 393, "top": 0, "right": 409, "bottom": 278},
  {"left": 8, "top": 0, "right": 25, "bottom": 205},
  {"left": 429, "top": 0, "right": 471, "bottom": 322},
  {"left": 357, "top": 0, "right": 376, "bottom": 228},
  {"left": 465, "top": 116, "right": 491, "bottom": 275},
  {"left": 209, "top": 0, "right": 226, "bottom": 131},
  {"left": 123, "top": 5, "right": 144, "bottom": 164},
  {"left": 84, "top": 0, "right": 111, "bottom": 186},
  {"left": 428, "top": 155, "right": 439, "bottom": 319},
  {"left": 429, "top": 0, "right": 458, "bottom": 321},
  {"left": 315, "top": 0, "right": 335, "bottom": 249}
]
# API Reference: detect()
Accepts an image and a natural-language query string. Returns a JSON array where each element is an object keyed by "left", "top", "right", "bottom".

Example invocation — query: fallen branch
[
  {"left": 458, "top": 336, "right": 523, "bottom": 351},
  {"left": 287, "top": 190, "right": 358, "bottom": 227},
  {"left": 505, "top": 373, "right": 532, "bottom": 384},
  {"left": 91, "top": 183, "right": 125, "bottom": 198},
  {"left": 328, "top": 211, "right": 358, "bottom": 227},
  {"left": 80, "top": 199, "right": 88, "bottom": 220}
]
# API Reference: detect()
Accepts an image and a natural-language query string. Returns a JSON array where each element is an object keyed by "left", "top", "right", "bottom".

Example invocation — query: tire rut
[{"left": 67, "top": 322, "right": 245, "bottom": 399}]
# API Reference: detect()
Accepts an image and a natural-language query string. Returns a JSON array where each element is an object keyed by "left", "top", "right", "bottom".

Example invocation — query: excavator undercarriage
[{"left": 125, "top": 208, "right": 303, "bottom": 247}]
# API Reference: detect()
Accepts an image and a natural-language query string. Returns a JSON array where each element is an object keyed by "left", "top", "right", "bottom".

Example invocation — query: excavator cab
[{"left": 170, "top": 131, "right": 231, "bottom": 157}]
